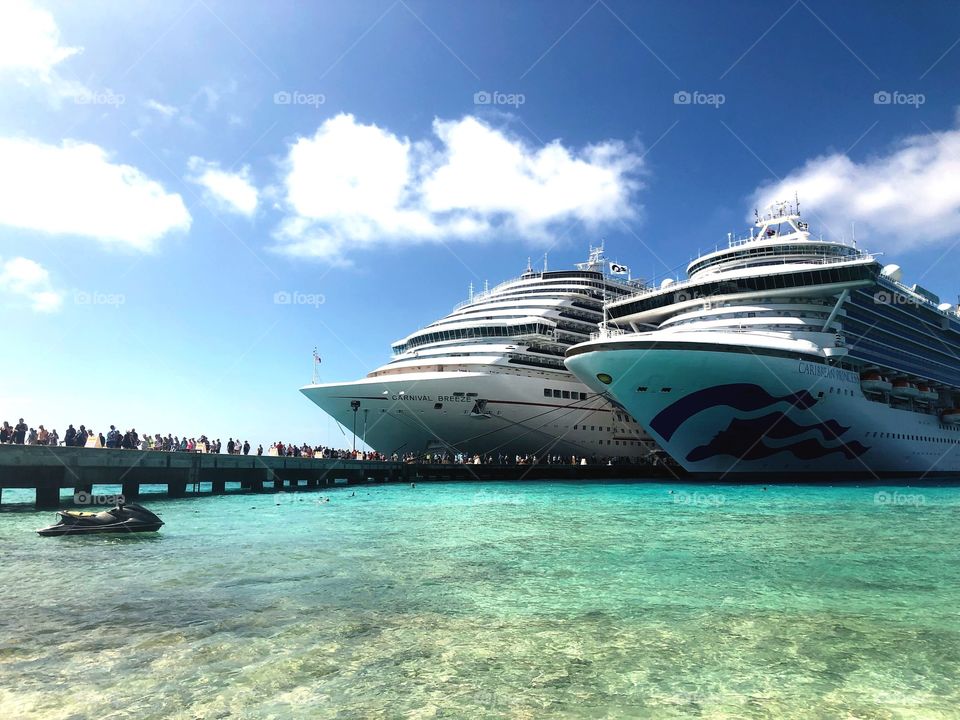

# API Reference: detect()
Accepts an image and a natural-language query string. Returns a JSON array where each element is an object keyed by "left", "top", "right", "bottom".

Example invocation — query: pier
[{"left": 0, "top": 446, "right": 679, "bottom": 508}]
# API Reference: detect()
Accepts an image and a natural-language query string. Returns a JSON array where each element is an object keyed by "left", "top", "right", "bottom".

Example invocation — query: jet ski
[{"left": 37, "top": 502, "right": 164, "bottom": 536}]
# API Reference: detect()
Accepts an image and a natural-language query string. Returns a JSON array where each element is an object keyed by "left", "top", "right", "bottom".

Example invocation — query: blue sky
[{"left": 3, "top": 0, "right": 960, "bottom": 447}]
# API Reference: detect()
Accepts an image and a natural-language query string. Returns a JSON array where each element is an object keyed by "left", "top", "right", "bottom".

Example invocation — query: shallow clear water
[{"left": 1, "top": 481, "right": 958, "bottom": 719}]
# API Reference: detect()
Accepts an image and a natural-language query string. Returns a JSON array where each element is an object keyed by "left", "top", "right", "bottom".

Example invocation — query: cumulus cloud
[
  {"left": 0, "top": 137, "right": 191, "bottom": 249},
  {"left": 273, "top": 113, "right": 644, "bottom": 263},
  {"left": 0, "top": 0, "right": 92, "bottom": 102},
  {"left": 187, "top": 157, "right": 259, "bottom": 217},
  {"left": 751, "top": 118, "right": 960, "bottom": 250},
  {"left": 0, "top": 256, "right": 62, "bottom": 312},
  {"left": 0, "top": 0, "right": 79, "bottom": 80}
]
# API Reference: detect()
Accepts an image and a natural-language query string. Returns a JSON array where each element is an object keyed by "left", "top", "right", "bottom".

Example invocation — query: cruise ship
[
  {"left": 565, "top": 201, "right": 960, "bottom": 478},
  {"left": 301, "top": 247, "right": 655, "bottom": 460}
]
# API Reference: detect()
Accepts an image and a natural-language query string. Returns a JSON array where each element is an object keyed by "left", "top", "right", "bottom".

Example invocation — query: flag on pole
[{"left": 609, "top": 262, "right": 629, "bottom": 275}]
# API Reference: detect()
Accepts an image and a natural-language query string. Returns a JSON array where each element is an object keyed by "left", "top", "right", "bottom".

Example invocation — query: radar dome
[
  {"left": 881, "top": 264, "right": 903, "bottom": 282},
  {"left": 660, "top": 278, "right": 675, "bottom": 289},
  {"left": 939, "top": 303, "right": 955, "bottom": 313}
]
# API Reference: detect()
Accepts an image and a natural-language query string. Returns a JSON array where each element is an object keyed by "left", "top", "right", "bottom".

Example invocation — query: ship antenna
[
  {"left": 312, "top": 347, "right": 320, "bottom": 384},
  {"left": 543, "top": 252, "right": 548, "bottom": 273},
  {"left": 526, "top": 257, "right": 532, "bottom": 274},
  {"left": 469, "top": 281, "right": 474, "bottom": 302},
  {"left": 795, "top": 192, "right": 800, "bottom": 217}
]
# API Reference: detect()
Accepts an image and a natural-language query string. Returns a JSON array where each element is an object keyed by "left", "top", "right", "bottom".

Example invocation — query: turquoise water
[{"left": 1, "top": 481, "right": 959, "bottom": 719}]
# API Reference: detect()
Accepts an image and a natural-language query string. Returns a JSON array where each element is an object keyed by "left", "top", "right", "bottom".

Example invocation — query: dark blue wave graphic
[
  {"left": 686, "top": 412, "right": 870, "bottom": 463},
  {"left": 650, "top": 384, "right": 820, "bottom": 441}
]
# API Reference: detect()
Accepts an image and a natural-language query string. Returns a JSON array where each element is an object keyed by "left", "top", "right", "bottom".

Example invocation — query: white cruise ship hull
[
  {"left": 566, "top": 339, "right": 960, "bottom": 478},
  {"left": 301, "top": 369, "right": 651, "bottom": 459}
]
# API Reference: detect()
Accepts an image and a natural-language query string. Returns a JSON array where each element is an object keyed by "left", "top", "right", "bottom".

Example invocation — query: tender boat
[
  {"left": 942, "top": 409, "right": 960, "bottom": 425},
  {"left": 860, "top": 372, "right": 893, "bottom": 394},
  {"left": 37, "top": 503, "right": 164, "bottom": 536},
  {"left": 918, "top": 385, "right": 939, "bottom": 402},
  {"left": 891, "top": 380, "right": 920, "bottom": 399}
]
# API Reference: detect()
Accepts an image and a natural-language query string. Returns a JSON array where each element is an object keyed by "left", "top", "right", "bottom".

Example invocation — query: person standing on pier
[
  {"left": 243, "top": 440, "right": 250, "bottom": 455},
  {"left": 13, "top": 418, "right": 27, "bottom": 444}
]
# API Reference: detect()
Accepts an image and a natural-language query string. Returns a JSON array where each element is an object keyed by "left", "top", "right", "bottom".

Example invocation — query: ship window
[
  {"left": 661, "top": 387, "right": 672, "bottom": 392},
  {"left": 553, "top": 389, "right": 562, "bottom": 398},
  {"left": 434, "top": 403, "right": 443, "bottom": 410},
  {"left": 580, "top": 392, "right": 588, "bottom": 400},
  {"left": 544, "top": 389, "right": 551, "bottom": 397},
  {"left": 562, "top": 391, "right": 571, "bottom": 399}
]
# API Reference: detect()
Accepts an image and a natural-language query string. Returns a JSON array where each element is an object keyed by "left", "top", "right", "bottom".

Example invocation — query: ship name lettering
[{"left": 797, "top": 361, "right": 857, "bottom": 384}]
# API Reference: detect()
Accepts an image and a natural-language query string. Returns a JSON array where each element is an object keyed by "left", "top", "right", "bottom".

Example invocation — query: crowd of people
[{"left": 2, "top": 417, "right": 660, "bottom": 466}]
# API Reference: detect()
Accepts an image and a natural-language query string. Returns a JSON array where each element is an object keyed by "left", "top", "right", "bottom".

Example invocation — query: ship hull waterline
[{"left": 301, "top": 370, "right": 653, "bottom": 460}]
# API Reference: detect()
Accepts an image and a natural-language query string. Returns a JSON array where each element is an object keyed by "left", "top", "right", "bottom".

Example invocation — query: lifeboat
[
  {"left": 860, "top": 372, "right": 893, "bottom": 394},
  {"left": 940, "top": 409, "right": 960, "bottom": 425},
  {"left": 917, "top": 385, "right": 939, "bottom": 402},
  {"left": 891, "top": 380, "right": 920, "bottom": 399}
]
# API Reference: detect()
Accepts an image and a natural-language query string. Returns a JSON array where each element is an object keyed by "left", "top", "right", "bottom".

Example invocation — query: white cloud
[
  {"left": 187, "top": 157, "right": 259, "bottom": 217},
  {"left": 273, "top": 113, "right": 644, "bottom": 263},
  {"left": 0, "top": 0, "right": 92, "bottom": 103},
  {"left": 0, "top": 137, "right": 191, "bottom": 249},
  {"left": 751, "top": 118, "right": 960, "bottom": 250},
  {"left": 144, "top": 99, "right": 177, "bottom": 118},
  {"left": 0, "top": 256, "right": 62, "bottom": 312},
  {"left": 0, "top": 0, "right": 80, "bottom": 81}
]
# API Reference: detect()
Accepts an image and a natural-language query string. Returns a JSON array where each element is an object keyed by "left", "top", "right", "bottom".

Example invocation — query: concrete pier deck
[{"left": 0, "top": 445, "right": 679, "bottom": 507}]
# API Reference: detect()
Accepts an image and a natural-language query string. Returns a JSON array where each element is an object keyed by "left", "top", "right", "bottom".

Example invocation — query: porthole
[{"left": 597, "top": 373, "right": 613, "bottom": 385}]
